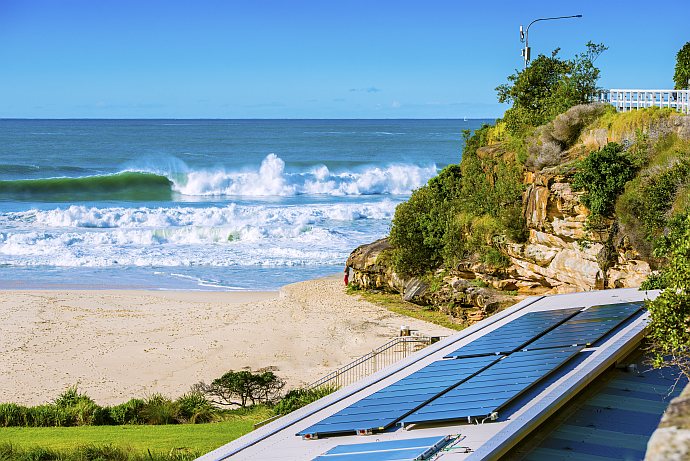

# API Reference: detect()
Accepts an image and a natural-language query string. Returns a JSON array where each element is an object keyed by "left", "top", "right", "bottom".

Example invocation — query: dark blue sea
[{"left": 0, "top": 119, "right": 488, "bottom": 290}]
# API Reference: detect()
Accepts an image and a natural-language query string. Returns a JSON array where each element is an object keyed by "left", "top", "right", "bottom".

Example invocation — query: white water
[
  {"left": 0, "top": 201, "right": 397, "bottom": 268},
  {"left": 141, "top": 154, "right": 437, "bottom": 197}
]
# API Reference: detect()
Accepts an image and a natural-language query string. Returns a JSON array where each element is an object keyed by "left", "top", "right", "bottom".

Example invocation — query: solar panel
[
  {"left": 443, "top": 308, "right": 583, "bottom": 359},
  {"left": 298, "top": 355, "right": 498, "bottom": 437},
  {"left": 312, "top": 436, "right": 451, "bottom": 461},
  {"left": 402, "top": 346, "right": 584, "bottom": 426},
  {"left": 522, "top": 302, "right": 645, "bottom": 351}
]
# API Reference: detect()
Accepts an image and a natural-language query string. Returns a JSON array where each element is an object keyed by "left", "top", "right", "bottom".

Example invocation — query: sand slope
[{"left": 0, "top": 276, "right": 452, "bottom": 406}]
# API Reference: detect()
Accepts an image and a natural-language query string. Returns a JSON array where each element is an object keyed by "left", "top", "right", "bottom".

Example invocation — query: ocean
[{"left": 0, "top": 119, "right": 488, "bottom": 291}]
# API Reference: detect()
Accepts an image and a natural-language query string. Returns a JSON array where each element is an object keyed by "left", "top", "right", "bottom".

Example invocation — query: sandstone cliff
[
  {"left": 347, "top": 110, "right": 690, "bottom": 313},
  {"left": 346, "top": 165, "right": 649, "bottom": 311}
]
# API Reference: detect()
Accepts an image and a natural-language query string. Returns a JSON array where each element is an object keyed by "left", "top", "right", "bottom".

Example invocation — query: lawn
[{"left": 0, "top": 406, "right": 273, "bottom": 455}]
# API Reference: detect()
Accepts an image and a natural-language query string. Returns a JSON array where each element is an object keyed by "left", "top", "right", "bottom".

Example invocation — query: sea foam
[
  {"left": 169, "top": 154, "right": 436, "bottom": 197},
  {"left": 0, "top": 201, "right": 396, "bottom": 268}
]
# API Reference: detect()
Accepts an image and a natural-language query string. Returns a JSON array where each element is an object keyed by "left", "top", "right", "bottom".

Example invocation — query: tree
[
  {"left": 389, "top": 164, "right": 463, "bottom": 276},
  {"left": 674, "top": 41, "right": 690, "bottom": 90},
  {"left": 496, "top": 42, "right": 607, "bottom": 134},
  {"left": 194, "top": 369, "right": 285, "bottom": 407},
  {"left": 646, "top": 214, "right": 690, "bottom": 377}
]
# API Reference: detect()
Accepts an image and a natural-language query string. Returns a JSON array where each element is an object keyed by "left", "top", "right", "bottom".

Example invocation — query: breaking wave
[{"left": 0, "top": 154, "right": 436, "bottom": 201}]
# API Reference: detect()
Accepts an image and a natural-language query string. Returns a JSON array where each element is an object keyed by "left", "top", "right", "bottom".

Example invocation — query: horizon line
[{"left": 0, "top": 117, "right": 499, "bottom": 121}]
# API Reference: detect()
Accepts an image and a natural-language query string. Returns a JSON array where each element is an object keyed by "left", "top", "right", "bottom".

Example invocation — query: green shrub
[
  {"left": 73, "top": 401, "right": 113, "bottom": 426},
  {"left": 53, "top": 385, "right": 95, "bottom": 409},
  {"left": 273, "top": 386, "right": 338, "bottom": 415},
  {"left": 140, "top": 394, "right": 179, "bottom": 425},
  {"left": 674, "top": 41, "right": 690, "bottom": 89},
  {"left": 389, "top": 165, "right": 463, "bottom": 276},
  {"left": 573, "top": 142, "right": 638, "bottom": 220},
  {"left": 619, "top": 159, "right": 690, "bottom": 240},
  {"left": 25, "top": 405, "right": 74, "bottom": 427},
  {"left": 481, "top": 247, "right": 510, "bottom": 268},
  {"left": 646, "top": 213, "right": 690, "bottom": 376},
  {"left": 176, "top": 391, "right": 216, "bottom": 424},
  {"left": 108, "top": 398, "right": 145, "bottom": 425},
  {"left": 0, "top": 403, "right": 28, "bottom": 427},
  {"left": 389, "top": 123, "right": 525, "bottom": 276},
  {"left": 640, "top": 272, "right": 665, "bottom": 291}
]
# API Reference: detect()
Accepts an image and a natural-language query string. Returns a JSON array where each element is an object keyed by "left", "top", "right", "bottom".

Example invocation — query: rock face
[
  {"left": 347, "top": 165, "right": 651, "bottom": 306},
  {"left": 509, "top": 169, "right": 650, "bottom": 292},
  {"left": 347, "top": 238, "right": 404, "bottom": 293},
  {"left": 347, "top": 113, "right": 690, "bottom": 309},
  {"left": 645, "top": 383, "right": 690, "bottom": 461}
]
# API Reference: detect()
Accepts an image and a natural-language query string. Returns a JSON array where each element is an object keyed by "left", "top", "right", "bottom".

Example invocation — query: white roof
[{"left": 198, "top": 288, "right": 656, "bottom": 461}]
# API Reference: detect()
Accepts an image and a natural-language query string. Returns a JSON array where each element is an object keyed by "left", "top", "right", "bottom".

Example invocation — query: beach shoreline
[{"left": 1, "top": 275, "right": 453, "bottom": 406}]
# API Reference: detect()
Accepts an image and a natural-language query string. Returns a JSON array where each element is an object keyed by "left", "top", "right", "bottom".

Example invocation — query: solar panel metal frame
[
  {"left": 443, "top": 307, "right": 583, "bottom": 359},
  {"left": 401, "top": 346, "right": 584, "bottom": 426},
  {"left": 297, "top": 356, "right": 498, "bottom": 437},
  {"left": 312, "top": 435, "right": 451, "bottom": 461},
  {"left": 521, "top": 302, "right": 645, "bottom": 351}
]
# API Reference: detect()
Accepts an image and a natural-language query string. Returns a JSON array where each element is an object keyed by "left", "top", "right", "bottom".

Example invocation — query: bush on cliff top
[{"left": 496, "top": 42, "right": 607, "bottom": 135}]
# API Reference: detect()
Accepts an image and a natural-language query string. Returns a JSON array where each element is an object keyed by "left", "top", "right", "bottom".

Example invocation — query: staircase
[{"left": 307, "top": 334, "right": 441, "bottom": 391}]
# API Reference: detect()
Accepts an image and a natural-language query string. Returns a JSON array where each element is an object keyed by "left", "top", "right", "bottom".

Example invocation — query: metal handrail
[{"left": 307, "top": 335, "right": 439, "bottom": 390}]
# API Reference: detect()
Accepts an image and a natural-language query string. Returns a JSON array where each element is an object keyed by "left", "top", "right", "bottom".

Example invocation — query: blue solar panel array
[
  {"left": 443, "top": 308, "right": 583, "bottom": 359},
  {"left": 312, "top": 436, "right": 450, "bottom": 461},
  {"left": 401, "top": 346, "right": 584, "bottom": 426},
  {"left": 298, "top": 355, "right": 498, "bottom": 437},
  {"left": 300, "top": 302, "right": 646, "bottom": 439},
  {"left": 522, "top": 302, "right": 645, "bottom": 351}
]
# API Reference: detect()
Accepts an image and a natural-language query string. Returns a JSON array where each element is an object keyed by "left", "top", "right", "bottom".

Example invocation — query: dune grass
[{"left": 0, "top": 406, "right": 273, "bottom": 455}]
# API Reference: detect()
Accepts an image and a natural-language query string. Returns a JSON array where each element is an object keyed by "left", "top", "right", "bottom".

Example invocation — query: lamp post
[{"left": 520, "top": 15, "right": 582, "bottom": 69}]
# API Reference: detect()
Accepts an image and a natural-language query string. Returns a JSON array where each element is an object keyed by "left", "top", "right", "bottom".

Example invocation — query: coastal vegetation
[
  {"left": 0, "top": 371, "right": 337, "bottom": 457},
  {"left": 193, "top": 369, "right": 285, "bottom": 408},
  {"left": 0, "top": 386, "right": 220, "bottom": 428},
  {"left": 387, "top": 45, "right": 689, "bottom": 278},
  {"left": 0, "top": 365, "right": 336, "bottom": 457},
  {"left": 359, "top": 42, "right": 690, "bottom": 352},
  {"left": 645, "top": 214, "right": 690, "bottom": 376},
  {"left": 389, "top": 43, "right": 610, "bottom": 278},
  {"left": 674, "top": 41, "right": 690, "bottom": 89},
  {"left": 496, "top": 42, "right": 607, "bottom": 135},
  {"left": 347, "top": 284, "right": 467, "bottom": 330},
  {"left": 0, "top": 406, "right": 272, "bottom": 460},
  {"left": 0, "top": 370, "right": 330, "bottom": 430}
]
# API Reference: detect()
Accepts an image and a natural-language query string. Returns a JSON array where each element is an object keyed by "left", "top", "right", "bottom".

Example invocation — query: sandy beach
[{"left": 0, "top": 276, "right": 452, "bottom": 406}]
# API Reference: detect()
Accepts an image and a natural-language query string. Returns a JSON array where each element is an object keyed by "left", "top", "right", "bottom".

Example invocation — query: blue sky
[{"left": 0, "top": 0, "right": 687, "bottom": 118}]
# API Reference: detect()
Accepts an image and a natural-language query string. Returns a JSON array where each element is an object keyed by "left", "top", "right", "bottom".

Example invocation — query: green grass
[
  {"left": 593, "top": 106, "right": 679, "bottom": 138},
  {"left": 0, "top": 406, "right": 273, "bottom": 454},
  {"left": 351, "top": 289, "right": 466, "bottom": 331}
]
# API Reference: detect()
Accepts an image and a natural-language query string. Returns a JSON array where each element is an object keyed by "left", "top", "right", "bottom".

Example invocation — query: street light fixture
[{"left": 520, "top": 15, "right": 583, "bottom": 69}]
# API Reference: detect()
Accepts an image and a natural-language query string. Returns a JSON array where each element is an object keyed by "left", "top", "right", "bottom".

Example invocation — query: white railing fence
[
  {"left": 600, "top": 89, "right": 690, "bottom": 114},
  {"left": 307, "top": 334, "right": 441, "bottom": 391}
]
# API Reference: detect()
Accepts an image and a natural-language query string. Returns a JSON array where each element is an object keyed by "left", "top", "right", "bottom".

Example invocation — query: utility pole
[{"left": 520, "top": 15, "right": 582, "bottom": 69}]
